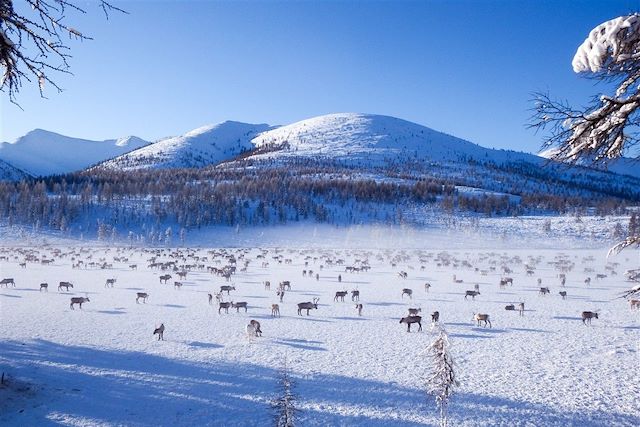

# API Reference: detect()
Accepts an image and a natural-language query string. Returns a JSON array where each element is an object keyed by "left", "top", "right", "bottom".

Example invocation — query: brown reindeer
[
  {"left": 431, "top": 311, "right": 440, "bottom": 323},
  {"left": 399, "top": 315, "right": 422, "bottom": 332},
  {"left": 408, "top": 308, "right": 421, "bottom": 316},
  {"left": 424, "top": 282, "right": 431, "bottom": 292},
  {"left": 401, "top": 288, "right": 413, "bottom": 299},
  {"left": 351, "top": 290, "right": 360, "bottom": 301},
  {"left": 539, "top": 287, "right": 550, "bottom": 296},
  {"left": 518, "top": 302, "right": 525, "bottom": 316},
  {"left": 334, "top": 291, "right": 348, "bottom": 302},
  {"left": 465, "top": 290, "right": 480, "bottom": 300},
  {"left": 473, "top": 313, "right": 492, "bottom": 328},
  {"left": 271, "top": 304, "right": 280, "bottom": 317},
  {"left": 218, "top": 301, "right": 232, "bottom": 314},
  {"left": 159, "top": 274, "right": 171, "bottom": 284},
  {"left": 232, "top": 301, "right": 248, "bottom": 312},
  {"left": 105, "top": 278, "right": 116, "bottom": 288},
  {"left": 264, "top": 281, "right": 271, "bottom": 291},
  {"left": 153, "top": 323, "right": 165, "bottom": 340},
  {"left": 0, "top": 278, "right": 15, "bottom": 287},
  {"left": 581, "top": 311, "right": 598, "bottom": 325},
  {"left": 355, "top": 303, "right": 363, "bottom": 316},
  {"left": 249, "top": 319, "right": 262, "bottom": 337},
  {"left": 136, "top": 292, "right": 149, "bottom": 304},
  {"left": 220, "top": 285, "right": 235, "bottom": 295},
  {"left": 297, "top": 298, "right": 319, "bottom": 316},
  {"left": 70, "top": 297, "right": 90, "bottom": 310},
  {"left": 174, "top": 281, "right": 183, "bottom": 289},
  {"left": 559, "top": 291, "right": 567, "bottom": 300},
  {"left": 630, "top": 299, "right": 640, "bottom": 310},
  {"left": 39, "top": 283, "right": 48, "bottom": 292},
  {"left": 58, "top": 281, "right": 73, "bottom": 292}
]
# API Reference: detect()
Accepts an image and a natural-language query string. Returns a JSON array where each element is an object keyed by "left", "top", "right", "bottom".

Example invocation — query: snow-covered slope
[
  {"left": 539, "top": 147, "right": 640, "bottom": 179},
  {"left": 0, "top": 130, "right": 149, "bottom": 177},
  {"left": 96, "top": 121, "right": 274, "bottom": 171},
  {"left": 247, "top": 113, "right": 533, "bottom": 165},
  {"left": 0, "top": 158, "right": 30, "bottom": 181}
]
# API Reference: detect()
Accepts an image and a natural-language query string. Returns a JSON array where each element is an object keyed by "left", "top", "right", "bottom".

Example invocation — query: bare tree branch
[{"left": 0, "top": 0, "right": 125, "bottom": 104}]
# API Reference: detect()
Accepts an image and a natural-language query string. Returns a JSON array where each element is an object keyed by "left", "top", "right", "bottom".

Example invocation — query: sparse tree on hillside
[
  {"left": 0, "top": 0, "right": 125, "bottom": 103},
  {"left": 529, "top": 13, "right": 640, "bottom": 256}
]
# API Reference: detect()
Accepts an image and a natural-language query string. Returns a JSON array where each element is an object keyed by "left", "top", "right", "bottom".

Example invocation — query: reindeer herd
[{"left": 0, "top": 246, "right": 638, "bottom": 347}]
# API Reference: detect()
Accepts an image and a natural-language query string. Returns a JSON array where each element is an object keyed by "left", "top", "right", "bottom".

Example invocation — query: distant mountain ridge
[
  {"left": 95, "top": 121, "right": 273, "bottom": 171},
  {"left": 0, "top": 129, "right": 149, "bottom": 177}
]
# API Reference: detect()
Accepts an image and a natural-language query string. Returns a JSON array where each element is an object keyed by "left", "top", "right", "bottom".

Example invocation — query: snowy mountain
[
  {"left": 539, "top": 147, "right": 640, "bottom": 179},
  {"left": 248, "top": 112, "right": 503, "bottom": 164},
  {"left": 96, "top": 121, "right": 274, "bottom": 171},
  {"left": 0, "top": 130, "right": 149, "bottom": 177},
  {"left": 0, "top": 159, "right": 30, "bottom": 181}
]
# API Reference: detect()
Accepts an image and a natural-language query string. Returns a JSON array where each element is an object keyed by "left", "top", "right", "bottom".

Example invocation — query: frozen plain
[{"left": 0, "top": 233, "right": 638, "bottom": 426}]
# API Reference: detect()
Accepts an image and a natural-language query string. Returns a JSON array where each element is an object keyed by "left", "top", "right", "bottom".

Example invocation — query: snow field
[{"left": 0, "top": 246, "right": 638, "bottom": 426}]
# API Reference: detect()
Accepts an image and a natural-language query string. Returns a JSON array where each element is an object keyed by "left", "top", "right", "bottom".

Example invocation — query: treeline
[{"left": 0, "top": 158, "right": 635, "bottom": 237}]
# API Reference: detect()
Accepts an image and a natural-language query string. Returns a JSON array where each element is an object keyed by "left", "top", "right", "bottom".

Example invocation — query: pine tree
[
  {"left": 426, "top": 325, "right": 458, "bottom": 427},
  {"left": 273, "top": 359, "right": 297, "bottom": 427}
]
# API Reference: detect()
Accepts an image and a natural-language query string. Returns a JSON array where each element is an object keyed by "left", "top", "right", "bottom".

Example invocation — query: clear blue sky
[{"left": 2, "top": 0, "right": 638, "bottom": 153}]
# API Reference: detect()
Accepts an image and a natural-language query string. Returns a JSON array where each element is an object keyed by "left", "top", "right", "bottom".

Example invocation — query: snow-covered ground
[{"left": 1, "top": 237, "right": 638, "bottom": 426}]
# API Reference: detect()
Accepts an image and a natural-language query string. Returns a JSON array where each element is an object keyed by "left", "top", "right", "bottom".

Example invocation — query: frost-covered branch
[
  {"left": 529, "top": 13, "right": 640, "bottom": 165},
  {"left": 425, "top": 325, "right": 458, "bottom": 427},
  {"left": 0, "top": 0, "right": 126, "bottom": 104}
]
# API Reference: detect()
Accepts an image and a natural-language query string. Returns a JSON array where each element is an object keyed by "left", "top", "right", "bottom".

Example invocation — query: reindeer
[
  {"left": 220, "top": 285, "right": 235, "bottom": 295},
  {"left": 0, "top": 278, "right": 15, "bottom": 287},
  {"left": 629, "top": 299, "right": 640, "bottom": 310},
  {"left": 399, "top": 315, "right": 422, "bottom": 332},
  {"left": 424, "top": 282, "right": 431, "bottom": 292},
  {"left": 218, "top": 301, "right": 232, "bottom": 314},
  {"left": 584, "top": 277, "right": 591, "bottom": 286},
  {"left": 153, "top": 323, "right": 165, "bottom": 340},
  {"left": 177, "top": 271, "right": 188, "bottom": 280},
  {"left": 271, "top": 304, "right": 280, "bottom": 317},
  {"left": 136, "top": 292, "right": 149, "bottom": 304},
  {"left": 297, "top": 298, "right": 319, "bottom": 316},
  {"left": 453, "top": 274, "right": 463, "bottom": 283},
  {"left": 431, "top": 311, "right": 440, "bottom": 324},
  {"left": 401, "top": 288, "right": 413, "bottom": 299},
  {"left": 581, "top": 311, "right": 598, "bottom": 325},
  {"left": 474, "top": 283, "right": 480, "bottom": 292},
  {"left": 264, "top": 281, "right": 271, "bottom": 291},
  {"left": 70, "top": 297, "right": 90, "bottom": 310},
  {"left": 465, "top": 290, "right": 480, "bottom": 300},
  {"left": 19, "top": 262, "right": 26, "bottom": 269},
  {"left": 105, "top": 278, "right": 116, "bottom": 288},
  {"left": 174, "top": 281, "right": 183, "bottom": 289},
  {"left": 277, "top": 289, "right": 285, "bottom": 303},
  {"left": 159, "top": 274, "right": 171, "bottom": 284},
  {"left": 208, "top": 293, "right": 213, "bottom": 305},
  {"left": 351, "top": 290, "right": 360, "bottom": 301},
  {"left": 408, "top": 308, "right": 421, "bottom": 316},
  {"left": 249, "top": 319, "right": 262, "bottom": 337},
  {"left": 398, "top": 271, "right": 408, "bottom": 279},
  {"left": 280, "top": 281, "right": 292, "bottom": 291},
  {"left": 39, "top": 283, "right": 48, "bottom": 292},
  {"left": 338, "top": 274, "right": 342, "bottom": 283},
  {"left": 518, "top": 302, "right": 525, "bottom": 316},
  {"left": 539, "top": 287, "right": 550, "bottom": 296},
  {"left": 232, "top": 301, "right": 248, "bottom": 312},
  {"left": 355, "top": 303, "right": 363, "bottom": 316},
  {"left": 334, "top": 291, "right": 348, "bottom": 302},
  {"left": 505, "top": 304, "right": 515, "bottom": 311},
  {"left": 559, "top": 291, "right": 567, "bottom": 300},
  {"left": 129, "top": 264, "right": 138, "bottom": 270},
  {"left": 58, "top": 281, "right": 73, "bottom": 292},
  {"left": 596, "top": 274, "right": 607, "bottom": 280},
  {"left": 473, "top": 313, "right": 492, "bottom": 328}
]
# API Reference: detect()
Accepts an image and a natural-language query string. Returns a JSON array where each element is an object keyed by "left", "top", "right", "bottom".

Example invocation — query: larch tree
[
  {"left": 0, "top": 0, "right": 125, "bottom": 103},
  {"left": 529, "top": 13, "right": 640, "bottom": 297},
  {"left": 425, "top": 325, "right": 458, "bottom": 427}
]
